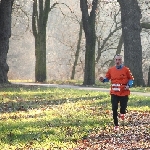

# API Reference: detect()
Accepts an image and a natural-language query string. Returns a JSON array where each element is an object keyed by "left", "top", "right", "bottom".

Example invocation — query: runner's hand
[
  {"left": 124, "top": 85, "right": 129, "bottom": 90},
  {"left": 99, "top": 77, "right": 104, "bottom": 82}
]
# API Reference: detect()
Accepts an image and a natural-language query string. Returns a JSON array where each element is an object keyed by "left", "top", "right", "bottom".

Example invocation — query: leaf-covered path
[{"left": 73, "top": 111, "right": 150, "bottom": 150}]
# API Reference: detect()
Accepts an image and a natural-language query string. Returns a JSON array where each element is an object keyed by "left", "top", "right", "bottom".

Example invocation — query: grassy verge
[
  {"left": 0, "top": 85, "right": 149, "bottom": 149},
  {"left": 9, "top": 79, "right": 150, "bottom": 93}
]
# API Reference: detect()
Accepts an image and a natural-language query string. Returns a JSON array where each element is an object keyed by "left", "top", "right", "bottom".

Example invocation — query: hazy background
[{"left": 7, "top": 0, "right": 150, "bottom": 84}]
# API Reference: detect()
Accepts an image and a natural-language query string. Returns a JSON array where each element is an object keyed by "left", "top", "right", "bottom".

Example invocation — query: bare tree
[
  {"left": 32, "top": 0, "right": 59, "bottom": 82},
  {"left": 71, "top": 20, "right": 83, "bottom": 80},
  {"left": 0, "top": 0, "right": 14, "bottom": 83},
  {"left": 80, "top": 0, "right": 98, "bottom": 85},
  {"left": 117, "top": 0, "right": 144, "bottom": 86},
  {"left": 95, "top": 1, "right": 121, "bottom": 64}
]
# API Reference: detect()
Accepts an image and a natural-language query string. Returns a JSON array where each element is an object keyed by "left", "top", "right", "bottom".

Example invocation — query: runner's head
[{"left": 114, "top": 54, "right": 122, "bottom": 66}]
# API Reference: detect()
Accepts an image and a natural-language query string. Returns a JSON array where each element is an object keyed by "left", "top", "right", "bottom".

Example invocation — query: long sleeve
[
  {"left": 105, "top": 68, "right": 111, "bottom": 80},
  {"left": 126, "top": 68, "right": 134, "bottom": 87}
]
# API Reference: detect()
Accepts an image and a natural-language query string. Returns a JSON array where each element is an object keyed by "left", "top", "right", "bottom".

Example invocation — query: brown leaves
[{"left": 73, "top": 110, "right": 150, "bottom": 150}]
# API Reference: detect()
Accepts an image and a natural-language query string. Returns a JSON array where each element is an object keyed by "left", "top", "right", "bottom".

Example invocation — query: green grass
[{"left": 0, "top": 85, "right": 149, "bottom": 149}]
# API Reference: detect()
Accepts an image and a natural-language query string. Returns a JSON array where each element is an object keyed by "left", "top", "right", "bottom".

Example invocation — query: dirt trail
[{"left": 12, "top": 82, "right": 150, "bottom": 97}]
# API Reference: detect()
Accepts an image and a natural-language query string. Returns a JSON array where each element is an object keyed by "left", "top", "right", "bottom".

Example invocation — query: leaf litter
[{"left": 72, "top": 110, "right": 150, "bottom": 150}]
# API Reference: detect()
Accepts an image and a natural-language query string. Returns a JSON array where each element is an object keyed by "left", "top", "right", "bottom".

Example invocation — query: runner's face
[{"left": 115, "top": 56, "right": 122, "bottom": 66}]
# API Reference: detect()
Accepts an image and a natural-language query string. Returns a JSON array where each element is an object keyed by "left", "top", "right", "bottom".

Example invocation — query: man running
[{"left": 99, "top": 54, "right": 134, "bottom": 131}]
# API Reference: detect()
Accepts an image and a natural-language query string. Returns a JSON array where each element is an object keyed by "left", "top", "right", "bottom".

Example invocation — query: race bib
[{"left": 112, "top": 84, "right": 120, "bottom": 91}]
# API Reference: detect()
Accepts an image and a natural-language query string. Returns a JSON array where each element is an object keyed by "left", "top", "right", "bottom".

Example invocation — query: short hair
[{"left": 114, "top": 54, "right": 122, "bottom": 59}]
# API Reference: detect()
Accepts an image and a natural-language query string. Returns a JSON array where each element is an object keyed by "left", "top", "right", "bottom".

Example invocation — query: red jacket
[{"left": 105, "top": 66, "right": 134, "bottom": 96}]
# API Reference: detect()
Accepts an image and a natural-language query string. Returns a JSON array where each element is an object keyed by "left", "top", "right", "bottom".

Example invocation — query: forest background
[{"left": 7, "top": 0, "right": 150, "bottom": 84}]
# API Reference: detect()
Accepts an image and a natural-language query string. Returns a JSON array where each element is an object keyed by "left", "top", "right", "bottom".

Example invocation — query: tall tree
[
  {"left": 117, "top": 0, "right": 144, "bottom": 86},
  {"left": 71, "top": 20, "right": 83, "bottom": 80},
  {"left": 32, "top": 0, "right": 58, "bottom": 82},
  {"left": 80, "top": 0, "right": 98, "bottom": 85},
  {"left": 0, "top": 0, "right": 13, "bottom": 83}
]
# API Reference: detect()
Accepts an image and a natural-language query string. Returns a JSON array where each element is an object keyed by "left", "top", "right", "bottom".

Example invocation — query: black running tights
[{"left": 111, "top": 94, "right": 128, "bottom": 126}]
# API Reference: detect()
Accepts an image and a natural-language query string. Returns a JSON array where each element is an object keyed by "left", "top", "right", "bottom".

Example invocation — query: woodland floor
[
  {"left": 2, "top": 83, "right": 150, "bottom": 150},
  {"left": 73, "top": 111, "right": 150, "bottom": 150}
]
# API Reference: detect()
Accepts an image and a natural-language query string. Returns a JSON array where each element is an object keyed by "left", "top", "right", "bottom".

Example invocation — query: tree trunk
[
  {"left": 141, "top": 22, "right": 150, "bottom": 29},
  {"left": 118, "top": 0, "right": 144, "bottom": 86},
  {"left": 0, "top": 0, "right": 13, "bottom": 83},
  {"left": 84, "top": 31, "right": 96, "bottom": 85},
  {"left": 71, "top": 20, "right": 83, "bottom": 80},
  {"left": 32, "top": 0, "right": 48, "bottom": 82},
  {"left": 109, "top": 35, "right": 123, "bottom": 67},
  {"left": 32, "top": 0, "right": 59, "bottom": 82},
  {"left": 148, "top": 66, "right": 150, "bottom": 87},
  {"left": 35, "top": 29, "right": 47, "bottom": 82},
  {"left": 80, "top": 0, "right": 98, "bottom": 85}
]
